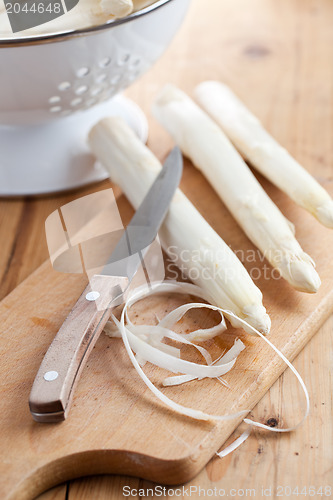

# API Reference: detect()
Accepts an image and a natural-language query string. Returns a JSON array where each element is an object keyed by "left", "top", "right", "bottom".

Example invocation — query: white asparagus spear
[
  {"left": 195, "top": 81, "right": 333, "bottom": 229},
  {"left": 89, "top": 117, "right": 271, "bottom": 335},
  {"left": 101, "top": 0, "right": 157, "bottom": 17},
  {"left": 153, "top": 84, "right": 321, "bottom": 293},
  {"left": 133, "top": 0, "right": 158, "bottom": 12},
  {"left": 101, "top": 0, "right": 133, "bottom": 17}
]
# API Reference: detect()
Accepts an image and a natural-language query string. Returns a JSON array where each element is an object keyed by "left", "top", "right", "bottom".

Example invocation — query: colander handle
[{"left": 29, "top": 274, "right": 128, "bottom": 423}]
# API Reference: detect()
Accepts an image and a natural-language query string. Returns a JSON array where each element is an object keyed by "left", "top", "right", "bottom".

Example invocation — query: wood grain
[
  {"left": 0, "top": 220, "right": 332, "bottom": 499},
  {"left": 29, "top": 275, "right": 129, "bottom": 421},
  {"left": 0, "top": 0, "right": 332, "bottom": 498}
]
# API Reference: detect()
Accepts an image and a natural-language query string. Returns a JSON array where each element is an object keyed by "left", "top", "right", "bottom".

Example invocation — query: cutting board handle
[{"left": 29, "top": 274, "right": 128, "bottom": 423}]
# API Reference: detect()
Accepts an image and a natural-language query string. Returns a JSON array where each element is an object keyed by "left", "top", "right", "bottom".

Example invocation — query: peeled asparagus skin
[
  {"left": 89, "top": 117, "right": 271, "bottom": 335},
  {"left": 195, "top": 81, "right": 333, "bottom": 229},
  {"left": 153, "top": 84, "right": 321, "bottom": 294}
]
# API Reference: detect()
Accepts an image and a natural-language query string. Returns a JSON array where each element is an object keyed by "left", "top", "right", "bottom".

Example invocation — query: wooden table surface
[{"left": 1, "top": 0, "right": 332, "bottom": 498}]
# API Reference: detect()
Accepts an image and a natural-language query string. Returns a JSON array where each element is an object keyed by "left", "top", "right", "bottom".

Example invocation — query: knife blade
[
  {"left": 29, "top": 147, "right": 183, "bottom": 423},
  {"left": 102, "top": 146, "right": 182, "bottom": 281}
]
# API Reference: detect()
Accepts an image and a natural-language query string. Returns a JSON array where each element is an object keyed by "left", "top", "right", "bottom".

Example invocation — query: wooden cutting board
[{"left": 1, "top": 164, "right": 333, "bottom": 500}]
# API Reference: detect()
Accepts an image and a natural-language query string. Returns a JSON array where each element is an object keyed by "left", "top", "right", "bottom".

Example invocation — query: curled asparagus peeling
[
  {"left": 89, "top": 117, "right": 271, "bottom": 335},
  {"left": 195, "top": 81, "right": 333, "bottom": 229},
  {"left": 153, "top": 85, "right": 321, "bottom": 294}
]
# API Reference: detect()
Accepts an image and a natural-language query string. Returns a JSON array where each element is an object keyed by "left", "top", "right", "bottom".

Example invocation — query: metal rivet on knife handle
[
  {"left": 43, "top": 371, "right": 59, "bottom": 382},
  {"left": 86, "top": 291, "right": 101, "bottom": 301}
]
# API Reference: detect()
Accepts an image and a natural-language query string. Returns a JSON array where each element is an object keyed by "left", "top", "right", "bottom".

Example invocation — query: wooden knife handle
[{"left": 29, "top": 275, "right": 128, "bottom": 423}]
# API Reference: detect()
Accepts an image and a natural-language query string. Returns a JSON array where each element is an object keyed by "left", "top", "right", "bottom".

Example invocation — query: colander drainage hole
[
  {"left": 58, "top": 81, "right": 71, "bottom": 91},
  {"left": 110, "top": 74, "right": 121, "bottom": 85},
  {"left": 77, "top": 67, "right": 90, "bottom": 78},
  {"left": 71, "top": 97, "right": 83, "bottom": 107},
  {"left": 91, "top": 87, "right": 103, "bottom": 97},
  {"left": 99, "top": 57, "right": 111, "bottom": 68},
  {"left": 118, "top": 53, "right": 131, "bottom": 66},
  {"left": 75, "top": 85, "right": 88, "bottom": 95},
  {"left": 95, "top": 74, "right": 107, "bottom": 84},
  {"left": 85, "top": 98, "right": 97, "bottom": 107},
  {"left": 49, "top": 96, "right": 61, "bottom": 104}
]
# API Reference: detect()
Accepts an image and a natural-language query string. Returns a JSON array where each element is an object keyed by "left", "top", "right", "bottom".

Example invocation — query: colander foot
[{"left": 0, "top": 95, "right": 148, "bottom": 197}]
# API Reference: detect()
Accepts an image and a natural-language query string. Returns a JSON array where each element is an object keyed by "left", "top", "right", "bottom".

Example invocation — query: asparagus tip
[
  {"left": 316, "top": 199, "right": 333, "bottom": 228},
  {"left": 242, "top": 305, "right": 271, "bottom": 336},
  {"left": 284, "top": 257, "right": 321, "bottom": 293}
]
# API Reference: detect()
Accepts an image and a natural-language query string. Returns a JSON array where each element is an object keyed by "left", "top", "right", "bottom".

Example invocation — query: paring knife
[{"left": 29, "top": 147, "right": 183, "bottom": 423}]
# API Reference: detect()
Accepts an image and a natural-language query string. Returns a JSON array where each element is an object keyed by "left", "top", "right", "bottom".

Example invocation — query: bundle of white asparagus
[
  {"left": 153, "top": 85, "right": 321, "bottom": 294},
  {"left": 195, "top": 81, "right": 333, "bottom": 229},
  {"left": 89, "top": 117, "right": 271, "bottom": 335},
  {"left": 0, "top": 0, "right": 157, "bottom": 37}
]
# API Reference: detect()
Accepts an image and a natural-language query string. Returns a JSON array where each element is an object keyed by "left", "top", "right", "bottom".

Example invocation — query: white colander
[{"left": 0, "top": 0, "right": 190, "bottom": 195}]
